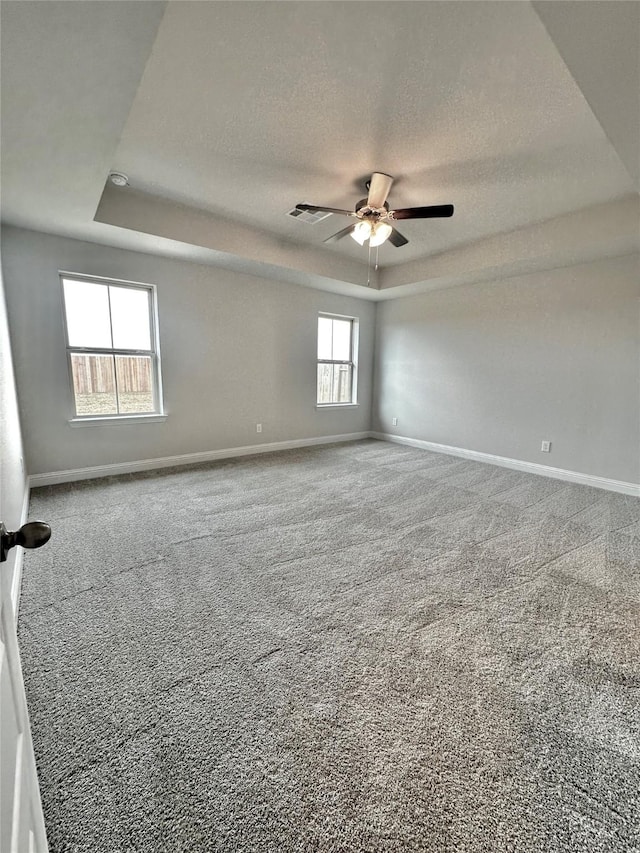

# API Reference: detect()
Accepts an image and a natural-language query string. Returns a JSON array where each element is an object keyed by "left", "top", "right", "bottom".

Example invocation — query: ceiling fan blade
[
  {"left": 323, "top": 224, "right": 356, "bottom": 243},
  {"left": 388, "top": 228, "right": 409, "bottom": 247},
  {"left": 367, "top": 173, "right": 393, "bottom": 208},
  {"left": 296, "top": 204, "right": 354, "bottom": 217},
  {"left": 389, "top": 204, "right": 454, "bottom": 220}
]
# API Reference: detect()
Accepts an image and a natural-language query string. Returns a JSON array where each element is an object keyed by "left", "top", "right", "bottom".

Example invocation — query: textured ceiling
[
  {"left": 1, "top": 1, "right": 638, "bottom": 298},
  {"left": 112, "top": 0, "right": 631, "bottom": 266}
]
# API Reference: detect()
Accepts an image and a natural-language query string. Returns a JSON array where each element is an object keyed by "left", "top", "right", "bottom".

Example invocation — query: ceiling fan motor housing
[{"left": 355, "top": 198, "right": 390, "bottom": 220}]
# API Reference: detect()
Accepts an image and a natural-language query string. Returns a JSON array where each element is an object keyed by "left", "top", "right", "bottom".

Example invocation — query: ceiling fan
[{"left": 295, "top": 173, "right": 454, "bottom": 248}]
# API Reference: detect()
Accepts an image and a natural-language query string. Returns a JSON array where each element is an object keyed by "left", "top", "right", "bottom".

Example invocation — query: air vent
[{"left": 287, "top": 207, "right": 332, "bottom": 224}]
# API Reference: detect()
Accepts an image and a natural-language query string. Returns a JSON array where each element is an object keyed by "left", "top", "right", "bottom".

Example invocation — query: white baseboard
[
  {"left": 25, "top": 428, "right": 640, "bottom": 499},
  {"left": 371, "top": 432, "right": 640, "bottom": 497},
  {"left": 11, "top": 481, "right": 31, "bottom": 614},
  {"left": 28, "top": 432, "right": 371, "bottom": 488}
]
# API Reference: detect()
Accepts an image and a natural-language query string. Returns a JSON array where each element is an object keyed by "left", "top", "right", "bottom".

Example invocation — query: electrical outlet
[
  {"left": 541, "top": 440, "right": 551, "bottom": 453},
  {"left": 392, "top": 417, "right": 398, "bottom": 427},
  {"left": 256, "top": 423, "right": 262, "bottom": 433}
]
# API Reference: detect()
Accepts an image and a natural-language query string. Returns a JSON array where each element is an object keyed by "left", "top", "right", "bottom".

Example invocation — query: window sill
[
  {"left": 69, "top": 414, "right": 168, "bottom": 427},
  {"left": 315, "top": 403, "right": 359, "bottom": 410}
]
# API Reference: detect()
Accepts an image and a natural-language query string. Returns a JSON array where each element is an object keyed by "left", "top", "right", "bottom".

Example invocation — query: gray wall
[
  {"left": 373, "top": 253, "right": 640, "bottom": 484},
  {"left": 0, "top": 249, "right": 27, "bottom": 600},
  {"left": 1, "top": 227, "right": 375, "bottom": 476},
  {"left": 3, "top": 225, "right": 638, "bottom": 486}
]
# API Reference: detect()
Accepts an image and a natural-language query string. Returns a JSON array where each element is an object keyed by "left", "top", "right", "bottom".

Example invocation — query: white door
[
  {"left": 1, "top": 261, "right": 48, "bottom": 851},
  {"left": 0, "top": 535, "right": 49, "bottom": 852}
]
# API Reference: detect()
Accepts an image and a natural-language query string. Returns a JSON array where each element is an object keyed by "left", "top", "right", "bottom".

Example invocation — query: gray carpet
[{"left": 18, "top": 439, "right": 640, "bottom": 852}]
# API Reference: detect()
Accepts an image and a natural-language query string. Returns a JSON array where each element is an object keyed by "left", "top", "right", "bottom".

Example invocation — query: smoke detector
[{"left": 109, "top": 172, "right": 129, "bottom": 187}]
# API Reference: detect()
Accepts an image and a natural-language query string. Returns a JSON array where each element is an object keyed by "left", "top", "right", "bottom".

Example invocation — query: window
[
  {"left": 61, "top": 274, "right": 163, "bottom": 419},
  {"left": 317, "top": 314, "right": 357, "bottom": 405}
]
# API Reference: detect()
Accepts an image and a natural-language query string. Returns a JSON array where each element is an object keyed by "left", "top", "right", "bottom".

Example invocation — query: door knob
[{"left": 0, "top": 521, "right": 51, "bottom": 562}]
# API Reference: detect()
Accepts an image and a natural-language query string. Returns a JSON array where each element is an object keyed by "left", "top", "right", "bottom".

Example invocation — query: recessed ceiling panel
[{"left": 112, "top": 1, "right": 633, "bottom": 267}]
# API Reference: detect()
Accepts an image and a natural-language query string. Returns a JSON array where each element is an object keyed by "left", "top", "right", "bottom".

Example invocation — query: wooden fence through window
[{"left": 71, "top": 354, "right": 152, "bottom": 394}]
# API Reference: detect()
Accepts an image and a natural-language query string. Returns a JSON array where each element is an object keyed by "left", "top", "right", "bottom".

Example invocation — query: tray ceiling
[{"left": 1, "top": 1, "right": 638, "bottom": 298}]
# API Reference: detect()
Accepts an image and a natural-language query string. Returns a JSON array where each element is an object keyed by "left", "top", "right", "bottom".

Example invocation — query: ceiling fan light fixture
[
  {"left": 350, "top": 220, "right": 371, "bottom": 245},
  {"left": 369, "top": 221, "right": 393, "bottom": 247},
  {"left": 301, "top": 172, "right": 454, "bottom": 250}
]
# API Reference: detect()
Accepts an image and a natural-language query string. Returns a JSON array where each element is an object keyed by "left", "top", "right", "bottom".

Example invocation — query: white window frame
[
  {"left": 60, "top": 272, "right": 165, "bottom": 424},
  {"left": 316, "top": 312, "right": 359, "bottom": 408}
]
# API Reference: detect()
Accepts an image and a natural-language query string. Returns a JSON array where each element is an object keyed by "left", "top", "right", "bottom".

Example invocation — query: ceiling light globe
[
  {"left": 369, "top": 221, "right": 392, "bottom": 247},
  {"left": 351, "top": 221, "right": 372, "bottom": 246}
]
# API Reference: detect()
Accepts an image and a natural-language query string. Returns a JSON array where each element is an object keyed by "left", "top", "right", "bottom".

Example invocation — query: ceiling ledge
[
  {"left": 95, "top": 184, "right": 378, "bottom": 295},
  {"left": 0, "top": 1, "right": 167, "bottom": 235},
  {"left": 533, "top": 0, "right": 640, "bottom": 188},
  {"left": 379, "top": 195, "right": 640, "bottom": 295},
  {"left": 374, "top": 247, "right": 639, "bottom": 302}
]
